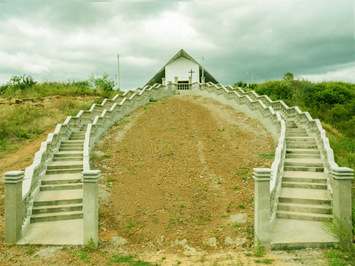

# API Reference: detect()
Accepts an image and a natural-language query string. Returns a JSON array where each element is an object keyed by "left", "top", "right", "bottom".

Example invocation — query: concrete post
[
  {"left": 174, "top": 76, "right": 178, "bottom": 84},
  {"left": 253, "top": 168, "right": 272, "bottom": 247},
  {"left": 331, "top": 167, "right": 354, "bottom": 246},
  {"left": 82, "top": 170, "right": 100, "bottom": 247},
  {"left": 201, "top": 77, "right": 205, "bottom": 84},
  {"left": 3, "top": 171, "right": 24, "bottom": 244},
  {"left": 162, "top": 78, "right": 166, "bottom": 85}
]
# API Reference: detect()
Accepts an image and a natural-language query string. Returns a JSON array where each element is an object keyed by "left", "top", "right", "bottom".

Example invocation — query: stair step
[
  {"left": 33, "top": 198, "right": 83, "bottom": 207},
  {"left": 282, "top": 181, "right": 327, "bottom": 189},
  {"left": 277, "top": 203, "right": 331, "bottom": 214},
  {"left": 276, "top": 210, "right": 332, "bottom": 222},
  {"left": 286, "top": 137, "right": 315, "bottom": 142},
  {"left": 53, "top": 157, "right": 83, "bottom": 162},
  {"left": 41, "top": 173, "right": 82, "bottom": 185},
  {"left": 61, "top": 140, "right": 84, "bottom": 143},
  {"left": 286, "top": 133, "right": 308, "bottom": 137},
  {"left": 284, "top": 166, "right": 324, "bottom": 172},
  {"left": 287, "top": 144, "right": 317, "bottom": 149},
  {"left": 32, "top": 204, "right": 83, "bottom": 215},
  {"left": 47, "top": 162, "right": 83, "bottom": 170},
  {"left": 284, "top": 158, "right": 323, "bottom": 167},
  {"left": 31, "top": 211, "right": 83, "bottom": 223},
  {"left": 42, "top": 177, "right": 81, "bottom": 186},
  {"left": 279, "top": 188, "right": 331, "bottom": 204},
  {"left": 59, "top": 147, "right": 84, "bottom": 151},
  {"left": 40, "top": 183, "right": 83, "bottom": 191},
  {"left": 54, "top": 151, "right": 83, "bottom": 158},
  {"left": 69, "top": 137, "right": 85, "bottom": 140},
  {"left": 282, "top": 174, "right": 327, "bottom": 184},
  {"left": 286, "top": 153, "right": 321, "bottom": 159},
  {"left": 46, "top": 168, "right": 83, "bottom": 175},
  {"left": 286, "top": 149, "right": 320, "bottom": 155}
]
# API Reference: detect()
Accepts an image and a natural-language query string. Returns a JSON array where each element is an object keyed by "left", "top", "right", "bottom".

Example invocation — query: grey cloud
[{"left": 0, "top": 0, "right": 354, "bottom": 87}]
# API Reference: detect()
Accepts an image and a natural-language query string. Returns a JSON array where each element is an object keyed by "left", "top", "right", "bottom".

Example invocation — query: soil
[{"left": 0, "top": 95, "right": 330, "bottom": 265}]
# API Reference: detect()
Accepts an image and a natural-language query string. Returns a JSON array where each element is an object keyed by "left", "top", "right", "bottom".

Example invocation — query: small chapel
[{"left": 146, "top": 49, "right": 218, "bottom": 90}]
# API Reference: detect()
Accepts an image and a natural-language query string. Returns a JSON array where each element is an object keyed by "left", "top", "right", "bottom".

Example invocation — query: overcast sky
[{"left": 0, "top": 0, "right": 354, "bottom": 90}]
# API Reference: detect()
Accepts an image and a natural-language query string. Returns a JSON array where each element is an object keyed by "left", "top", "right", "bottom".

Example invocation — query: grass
[
  {"left": 257, "top": 152, "right": 275, "bottom": 159},
  {"left": 324, "top": 248, "right": 349, "bottom": 266},
  {"left": 0, "top": 99, "right": 95, "bottom": 154}
]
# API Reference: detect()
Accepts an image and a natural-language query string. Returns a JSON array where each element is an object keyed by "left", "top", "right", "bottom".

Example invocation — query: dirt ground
[{"left": 0, "top": 95, "right": 330, "bottom": 265}]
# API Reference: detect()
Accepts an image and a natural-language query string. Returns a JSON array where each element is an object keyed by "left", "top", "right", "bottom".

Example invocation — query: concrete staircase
[
  {"left": 271, "top": 120, "right": 338, "bottom": 249},
  {"left": 19, "top": 127, "right": 87, "bottom": 245}
]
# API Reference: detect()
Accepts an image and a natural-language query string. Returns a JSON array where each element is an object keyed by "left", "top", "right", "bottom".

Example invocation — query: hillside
[
  {"left": 0, "top": 94, "right": 334, "bottom": 265},
  {"left": 0, "top": 77, "right": 353, "bottom": 265}
]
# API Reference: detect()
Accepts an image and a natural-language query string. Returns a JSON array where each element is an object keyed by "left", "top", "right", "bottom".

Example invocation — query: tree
[{"left": 283, "top": 72, "right": 294, "bottom": 81}]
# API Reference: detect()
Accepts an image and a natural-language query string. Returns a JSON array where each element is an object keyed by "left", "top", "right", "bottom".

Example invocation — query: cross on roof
[{"left": 188, "top": 69, "right": 195, "bottom": 78}]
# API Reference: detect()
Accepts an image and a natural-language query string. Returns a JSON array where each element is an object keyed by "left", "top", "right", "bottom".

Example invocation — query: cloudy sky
[{"left": 0, "top": 0, "right": 354, "bottom": 90}]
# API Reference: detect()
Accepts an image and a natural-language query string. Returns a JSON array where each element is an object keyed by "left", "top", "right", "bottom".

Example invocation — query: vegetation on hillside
[
  {"left": 0, "top": 74, "right": 122, "bottom": 155},
  {"left": 0, "top": 73, "right": 119, "bottom": 99}
]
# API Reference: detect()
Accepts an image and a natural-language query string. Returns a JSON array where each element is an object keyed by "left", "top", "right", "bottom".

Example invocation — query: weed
[
  {"left": 180, "top": 202, "right": 185, "bottom": 208},
  {"left": 221, "top": 213, "right": 229, "bottom": 218},
  {"left": 210, "top": 148, "right": 215, "bottom": 151},
  {"left": 217, "top": 177, "right": 222, "bottom": 184},
  {"left": 238, "top": 204, "right": 245, "bottom": 209},
  {"left": 324, "top": 248, "right": 345, "bottom": 259},
  {"left": 149, "top": 98, "right": 158, "bottom": 102},
  {"left": 26, "top": 246, "right": 36, "bottom": 255},
  {"left": 75, "top": 251, "right": 89, "bottom": 263},
  {"left": 255, "top": 258, "right": 274, "bottom": 264},
  {"left": 233, "top": 222, "right": 240, "bottom": 228},
  {"left": 198, "top": 211, "right": 212, "bottom": 225},
  {"left": 257, "top": 153, "right": 275, "bottom": 159},
  {"left": 203, "top": 187, "right": 209, "bottom": 191},
  {"left": 232, "top": 185, "right": 239, "bottom": 190},
  {"left": 111, "top": 254, "right": 135, "bottom": 263},
  {"left": 226, "top": 201, "right": 232, "bottom": 212},
  {"left": 253, "top": 242, "right": 266, "bottom": 257}
]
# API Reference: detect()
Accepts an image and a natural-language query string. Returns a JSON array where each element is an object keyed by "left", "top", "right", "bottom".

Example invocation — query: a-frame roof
[{"left": 145, "top": 49, "right": 218, "bottom": 86}]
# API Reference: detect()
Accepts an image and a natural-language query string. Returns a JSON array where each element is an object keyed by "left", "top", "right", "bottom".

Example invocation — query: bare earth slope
[
  {"left": 94, "top": 95, "right": 275, "bottom": 253},
  {"left": 0, "top": 95, "right": 330, "bottom": 265}
]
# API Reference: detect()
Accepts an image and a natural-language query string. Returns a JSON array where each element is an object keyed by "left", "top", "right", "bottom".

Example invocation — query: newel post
[
  {"left": 253, "top": 168, "right": 271, "bottom": 247},
  {"left": 82, "top": 170, "right": 100, "bottom": 247},
  {"left": 331, "top": 167, "right": 354, "bottom": 245},
  {"left": 3, "top": 171, "right": 24, "bottom": 244}
]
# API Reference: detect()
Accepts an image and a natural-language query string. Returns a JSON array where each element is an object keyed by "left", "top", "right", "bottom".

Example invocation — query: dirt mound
[{"left": 93, "top": 95, "right": 275, "bottom": 254}]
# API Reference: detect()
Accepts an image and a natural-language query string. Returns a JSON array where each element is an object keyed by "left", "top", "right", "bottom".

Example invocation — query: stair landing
[
  {"left": 271, "top": 219, "right": 338, "bottom": 249},
  {"left": 19, "top": 219, "right": 83, "bottom": 245}
]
